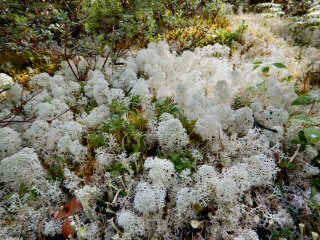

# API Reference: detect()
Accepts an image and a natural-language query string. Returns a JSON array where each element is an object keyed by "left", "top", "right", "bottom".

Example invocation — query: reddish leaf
[
  {"left": 62, "top": 218, "right": 75, "bottom": 239},
  {"left": 54, "top": 197, "right": 82, "bottom": 220}
]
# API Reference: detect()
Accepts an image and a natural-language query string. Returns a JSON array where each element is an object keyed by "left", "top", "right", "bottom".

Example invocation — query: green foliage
[
  {"left": 155, "top": 97, "right": 196, "bottom": 135},
  {"left": 0, "top": 0, "right": 239, "bottom": 75},
  {"left": 88, "top": 99, "right": 147, "bottom": 154},
  {"left": 270, "top": 227, "right": 297, "bottom": 240},
  {"left": 262, "top": 66, "right": 270, "bottom": 73},
  {"left": 18, "top": 183, "right": 41, "bottom": 200},
  {"left": 253, "top": 61, "right": 288, "bottom": 73},
  {"left": 279, "top": 160, "right": 298, "bottom": 170},
  {"left": 129, "top": 95, "right": 143, "bottom": 111},
  {"left": 109, "top": 99, "right": 128, "bottom": 116},
  {"left": 0, "top": 0, "right": 102, "bottom": 76},
  {"left": 290, "top": 94, "right": 320, "bottom": 147},
  {"left": 214, "top": 20, "right": 248, "bottom": 48},
  {"left": 106, "top": 162, "right": 130, "bottom": 175},
  {"left": 291, "top": 130, "right": 308, "bottom": 151},
  {"left": 291, "top": 93, "right": 320, "bottom": 105},
  {"left": 304, "top": 127, "right": 320, "bottom": 144},
  {"left": 155, "top": 97, "right": 180, "bottom": 119},
  {"left": 82, "top": 0, "right": 231, "bottom": 51},
  {"left": 47, "top": 155, "right": 66, "bottom": 182},
  {"left": 169, "top": 150, "right": 197, "bottom": 173},
  {"left": 272, "top": 62, "right": 288, "bottom": 69},
  {"left": 290, "top": 115, "right": 320, "bottom": 125},
  {"left": 87, "top": 132, "right": 104, "bottom": 149},
  {"left": 232, "top": 96, "right": 252, "bottom": 109}
]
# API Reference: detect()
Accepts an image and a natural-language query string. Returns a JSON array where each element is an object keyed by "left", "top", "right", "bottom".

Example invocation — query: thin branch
[
  {"left": 308, "top": 100, "right": 316, "bottom": 116},
  {"left": 0, "top": 119, "right": 34, "bottom": 123},
  {"left": 0, "top": 88, "right": 10, "bottom": 94},
  {"left": 0, "top": 108, "right": 71, "bottom": 128},
  {"left": 101, "top": 51, "right": 111, "bottom": 71},
  {"left": 63, "top": 22, "right": 80, "bottom": 81},
  {"left": 289, "top": 144, "right": 301, "bottom": 163},
  {"left": 47, "top": 108, "right": 71, "bottom": 124},
  {"left": 177, "top": 4, "right": 221, "bottom": 54},
  {"left": 0, "top": 118, "right": 35, "bottom": 128}
]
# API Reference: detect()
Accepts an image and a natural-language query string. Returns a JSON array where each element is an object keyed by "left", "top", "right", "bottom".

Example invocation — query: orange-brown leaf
[
  {"left": 62, "top": 218, "right": 75, "bottom": 239},
  {"left": 54, "top": 197, "right": 82, "bottom": 220}
]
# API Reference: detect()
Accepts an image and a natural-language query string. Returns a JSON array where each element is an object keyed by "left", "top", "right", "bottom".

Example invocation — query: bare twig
[
  {"left": 63, "top": 22, "right": 80, "bottom": 81},
  {"left": 0, "top": 118, "right": 35, "bottom": 128},
  {"left": 47, "top": 108, "right": 71, "bottom": 124},
  {"left": 308, "top": 100, "right": 317, "bottom": 116},
  {"left": 0, "top": 88, "right": 10, "bottom": 95},
  {"left": 289, "top": 144, "right": 301, "bottom": 163},
  {"left": 177, "top": 4, "right": 221, "bottom": 54},
  {"left": 0, "top": 108, "right": 71, "bottom": 128},
  {"left": 101, "top": 51, "right": 111, "bottom": 71}
]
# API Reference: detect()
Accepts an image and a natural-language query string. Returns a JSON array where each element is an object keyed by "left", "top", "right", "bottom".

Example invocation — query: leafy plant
[
  {"left": 0, "top": 0, "right": 87, "bottom": 76},
  {"left": 214, "top": 20, "right": 248, "bottom": 48},
  {"left": 253, "top": 61, "right": 288, "bottom": 72},
  {"left": 155, "top": 97, "right": 180, "bottom": 119},
  {"left": 88, "top": 99, "right": 148, "bottom": 154},
  {"left": 290, "top": 93, "right": 320, "bottom": 146},
  {"left": 169, "top": 150, "right": 197, "bottom": 173},
  {"left": 270, "top": 227, "right": 297, "bottom": 240},
  {"left": 291, "top": 93, "right": 320, "bottom": 106},
  {"left": 47, "top": 155, "right": 66, "bottom": 182},
  {"left": 106, "top": 162, "right": 131, "bottom": 176},
  {"left": 18, "top": 183, "right": 41, "bottom": 200},
  {"left": 82, "top": 0, "right": 231, "bottom": 53}
]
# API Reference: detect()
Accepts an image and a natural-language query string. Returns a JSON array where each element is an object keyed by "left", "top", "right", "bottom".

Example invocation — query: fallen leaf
[
  {"left": 62, "top": 217, "right": 75, "bottom": 239},
  {"left": 54, "top": 197, "right": 82, "bottom": 220}
]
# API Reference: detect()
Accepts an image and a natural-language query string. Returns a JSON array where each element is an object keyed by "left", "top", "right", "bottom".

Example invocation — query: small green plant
[
  {"left": 270, "top": 227, "right": 297, "bottom": 240},
  {"left": 155, "top": 97, "right": 180, "bottom": 119},
  {"left": 232, "top": 96, "right": 252, "bottom": 109},
  {"left": 290, "top": 93, "right": 320, "bottom": 147},
  {"left": 18, "top": 183, "right": 41, "bottom": 200},
  {"left": 47, "top": 155, "right": 66, "bottom": 182},
  {"left": 88, "top": 99, "right": 148, "bottom": 154},
  {"left": 253, "top": 61, "right": 288, "bottom": 73},
  {"left": 105, "top": 162, "right": 131, "bottom": 176},
  {"left": 214, "top": 20, "right": 248, "bottom": 48},
  {"left": 289, "top": 93, "right": 320, "bottom": 233},
  {"left": 82, "top": 0, "right": 230, "bottom": 53},
  {"left": 169, "top": 150, "right": 197, "bottom": 173},
  {"left": 279, "top": 159, "right": 298, "bottom": 170}
]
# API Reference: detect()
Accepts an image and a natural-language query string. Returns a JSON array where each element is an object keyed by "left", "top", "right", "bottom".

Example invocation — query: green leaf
[
  {"left": 298, "top": 130, "right": 307, "bottom": 142},
  {"left": 304, "top": 126, "right": 320, "bottom": 144},
  {"left": 290, "top": 139, "right": 300, "bottom": 144},
  {"left": 119, "top": 190, "right": 127, "bottom": 197},
  {"left": 272, "top": 62, "right": 287, "bottom": 69},
  {"left": 262, "top": 66, "right": 270, "bottom": 73},
  {"left": 291, "top": 93, "right": 319, "bottom": 105},
  {"left": 290, "top": 115, "right": 320, "bottom": 125},
  {"left": 253, "top": 61, "right": 262, "bottom": 65},
  {"left": 253, "top": 65, "right": 260, "bottom": 70},
  {"left": 311, "top": 177, "right": 320, "bottom": 187}
]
